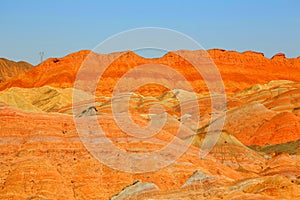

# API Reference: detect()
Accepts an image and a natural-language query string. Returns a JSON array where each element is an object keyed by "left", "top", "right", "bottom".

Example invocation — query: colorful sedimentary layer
[{"left": 0, "top": 49, "right": 300, "bottom": 199}]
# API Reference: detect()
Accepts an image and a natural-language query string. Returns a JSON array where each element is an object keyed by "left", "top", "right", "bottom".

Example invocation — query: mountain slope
[
  {"left": 1, "top": 49, "right": 300, "bottom": 95},
  {"left": 0, "top": 58, "right": 33, "bottom": 83}
]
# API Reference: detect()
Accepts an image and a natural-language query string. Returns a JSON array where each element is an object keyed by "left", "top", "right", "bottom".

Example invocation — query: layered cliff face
[
  {"left": 0, "top": 58, "right": 33, "bottom": 83},
  {"left": 0, "top": 49, "right": 300, "bottom": 199}
]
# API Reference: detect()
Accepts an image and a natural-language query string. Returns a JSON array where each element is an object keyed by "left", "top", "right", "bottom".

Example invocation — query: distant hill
[
  {"left": 0, "top": 58, "right": 33, "bottom": 83},
  {"left": 1, "top": 49, "right": 300, "bottom": 95}
]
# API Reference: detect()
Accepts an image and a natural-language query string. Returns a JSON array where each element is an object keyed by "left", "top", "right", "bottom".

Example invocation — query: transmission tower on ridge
[{"left": 39, "top": 51, "right": 45, "bottom": 63}]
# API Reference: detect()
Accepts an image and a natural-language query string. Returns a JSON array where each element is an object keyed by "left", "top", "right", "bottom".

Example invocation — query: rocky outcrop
[
  {"left": 182, "top": 170, "right": 214, "bottom": 187},
  {"left": 271, "top": 52, "right": 286, "bottom": 60}
]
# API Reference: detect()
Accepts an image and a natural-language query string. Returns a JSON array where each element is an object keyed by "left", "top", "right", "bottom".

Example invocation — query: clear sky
[{"left": 1, "top": 0, "right": 300, "bottom": 65}]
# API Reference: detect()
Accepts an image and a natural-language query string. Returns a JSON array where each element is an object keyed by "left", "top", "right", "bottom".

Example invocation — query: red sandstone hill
[
  {"left": 0, "top": 58, "right": 33, "bottom": 83},
  {"left": 0, "top": 49, "right": 300, "bottom": 95}
]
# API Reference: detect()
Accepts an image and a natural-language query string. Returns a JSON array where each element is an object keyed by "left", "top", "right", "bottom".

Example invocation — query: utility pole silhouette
[{"left": 39, "top": 51, "right": 45, "bottom": 63}]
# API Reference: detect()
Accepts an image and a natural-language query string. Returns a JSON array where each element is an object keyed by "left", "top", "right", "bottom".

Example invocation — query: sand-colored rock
[
  {"left": 110, "top": 180, "right": 159, "bottom": 200},
  {"left": 182, "top": 170, "right": 214, "bottom": 187},
  {"left": 0, "top": 86, "right": 93, "bottom": 112}
]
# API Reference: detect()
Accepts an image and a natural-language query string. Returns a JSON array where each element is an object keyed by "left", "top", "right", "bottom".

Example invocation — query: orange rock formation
[
  {"left": 1, "top": 49, "right": 300, "bottom": 95},
  {"left": 0, "top": 49, "right": 300, "bottom": 199}
]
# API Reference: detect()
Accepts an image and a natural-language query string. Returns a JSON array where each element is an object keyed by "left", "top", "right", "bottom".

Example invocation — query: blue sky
[{"left": 1, "top": 0, "right": 300, "bottom": 65}]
